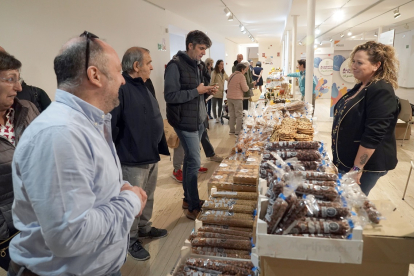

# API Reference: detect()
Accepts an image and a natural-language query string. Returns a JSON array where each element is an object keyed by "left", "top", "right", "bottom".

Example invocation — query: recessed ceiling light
[
  {"left": 347, "top": 30, "right": 352, "bottom": 36},
  {"left": 351, "top": 36, "right": 355, "bottom": 38},
  {"left": 314, "top": 44, "right": 317, "bottom": 49},
  {"left": 315, "top": 28, "right": 321, "bottom": 35}
]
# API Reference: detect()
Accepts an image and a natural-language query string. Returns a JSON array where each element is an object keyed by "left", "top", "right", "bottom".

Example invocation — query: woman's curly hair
[{"left": 349, "top": 41, "right": 399, "bottom": 89}]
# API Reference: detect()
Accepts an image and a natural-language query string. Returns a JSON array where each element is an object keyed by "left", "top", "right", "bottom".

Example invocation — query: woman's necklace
[{"left": 345, "top": 82, "right": 372, "bottom": 103}]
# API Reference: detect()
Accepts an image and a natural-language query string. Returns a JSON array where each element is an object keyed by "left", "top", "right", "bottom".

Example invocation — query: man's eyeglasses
[
  {"left": 0, "top": 77, "right": 23, "bottom": 85},
  {"left": 79, "top": 31, "right": 99, "bottom": 80}
]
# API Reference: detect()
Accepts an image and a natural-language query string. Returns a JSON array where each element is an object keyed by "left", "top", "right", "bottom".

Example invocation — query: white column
[
  {"left": 378, "top": 26, "right": 383, "bottom": 42},
  {"left": 305, "top": 0, "right": 316, "bottom": 104},
  {"left": 284, "top": 31, "right": 290, "bottom": 74},
  {"left": 291, "top": 15, "right": 298, "bottom": 99}
]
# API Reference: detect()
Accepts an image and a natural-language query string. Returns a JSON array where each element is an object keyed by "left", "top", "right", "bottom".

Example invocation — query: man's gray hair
[
  {"left": 122, "top": 47, "right": 150, "bottom": 73},
  {"left": 54, "top": 38, "right": 108, "bottom": 92}
]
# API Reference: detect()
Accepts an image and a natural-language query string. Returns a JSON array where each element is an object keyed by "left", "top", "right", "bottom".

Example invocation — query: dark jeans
[
  {"left": 201, "top": 128, "right": 215, "bottom": 158},
  {"left": 207, "top": 99, "right": 212, "bottom": 117},
  {"left": 174, "top": 124, "right": 204, "bottom": 211},
  {"left": 339, "top": 170, "right": 387, "bottom": 196}
]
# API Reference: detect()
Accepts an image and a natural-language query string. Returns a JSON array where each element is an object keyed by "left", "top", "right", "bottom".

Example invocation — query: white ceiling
[
  {"left": 146, "top": 0, "right": 414, "bottom": 44},
  {"left": 146, "top": 0, "right": 291, "bottom": 43},
  {"left": 287, "top": 0, "right": 414, "bottom": 44}
]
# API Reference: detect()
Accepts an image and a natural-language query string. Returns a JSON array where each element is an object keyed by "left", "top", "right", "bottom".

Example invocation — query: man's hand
[
  {"left": 197, "top": 83, "right": 215, "bottom": 94},
  {"left": 121, "top": 183, "right": 148, "bottom": 216}
]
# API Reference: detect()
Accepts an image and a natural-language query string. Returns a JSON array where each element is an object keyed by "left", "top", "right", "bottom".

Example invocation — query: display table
[{"left": 259, "top": 200, "right": 414, "bottom": 276}]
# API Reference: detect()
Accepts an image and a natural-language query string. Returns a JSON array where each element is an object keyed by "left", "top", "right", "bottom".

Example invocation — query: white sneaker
[{"left": 215, "top": 118, "right": 220, "bottom": 123}]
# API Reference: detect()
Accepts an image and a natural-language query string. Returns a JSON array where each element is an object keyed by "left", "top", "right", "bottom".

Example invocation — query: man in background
[
  {"left": 164, "top": 30, "right": 216, "bottom": 220},
  {"left": 111, "top": 47, "right": 169, "bottom": 261}
]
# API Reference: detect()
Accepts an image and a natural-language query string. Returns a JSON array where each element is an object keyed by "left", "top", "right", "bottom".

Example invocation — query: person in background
[
  {"left": 249, "top": 60, "right": 254, "bottom": 73},
  {"left": 0, "top": 52, "right": 39, "bottom": 272},
  {"left": 210, "top": 59, "right": 228, "bottom": 123},
  {"left": 227, "top": 63, "right": 249, "bottom": 136},
  {"left": 0, "top": 46, "right": 51, "bottom": 112},
  {"left": 232, "top": 54, "right": 244, "bottom": 73},
  {"left": 241, "top": 60, "right": 255, "bottom": 110},
  {"left": 285, "top": 59, "right": 317, "bottom": 107},
  {"left": 164, "top": 30, "right": 216, "bottom": 220},
  {"left": 332, "top": 41, "right": 399, "bottom": 196},
  {"left": 8, "top": 32, "right": 147, "bottom": 276},
  {"left": 204, "top": 58, "right": 214, "bottom": 119},
  {"left": 111, "top": 47, "right": 169, "bottom": 261},
  {"left": 252, "top": 61, "right": 264, "bottom": 92}
]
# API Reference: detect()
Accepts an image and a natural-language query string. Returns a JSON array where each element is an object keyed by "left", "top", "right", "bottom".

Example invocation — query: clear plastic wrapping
[
  {"left": 190, "top": 238, "right": 252, "bottom": 251},
  {"left": 198, "top": 226, "right": 253, "bottom": 238},
  {"left": 289, "top": 218, "right": 351, "bottom": 236}
]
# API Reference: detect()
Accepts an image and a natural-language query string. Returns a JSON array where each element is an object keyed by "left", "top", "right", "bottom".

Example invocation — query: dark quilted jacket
[
  {"left": 165, "top": 52, "right": 202, "bottom": 132},
  {"left": 0, "top": 99, "right": 38, "bottom": 240}
]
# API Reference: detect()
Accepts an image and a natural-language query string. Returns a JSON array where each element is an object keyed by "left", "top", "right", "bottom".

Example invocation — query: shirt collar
[{"left": 54, "top": 89, "right": 111, "bottom": 124}]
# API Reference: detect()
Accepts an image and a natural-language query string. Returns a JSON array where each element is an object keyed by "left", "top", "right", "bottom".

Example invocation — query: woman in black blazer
[{"left": 332, "top": 41, "right": 399, "bottom": 195}]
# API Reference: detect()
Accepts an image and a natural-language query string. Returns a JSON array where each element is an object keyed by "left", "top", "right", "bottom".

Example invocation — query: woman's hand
[{"left": 348, "top": 168, "right": 363, "bottom": 184}]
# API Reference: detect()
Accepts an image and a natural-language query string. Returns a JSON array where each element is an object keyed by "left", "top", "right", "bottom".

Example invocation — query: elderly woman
[
  {"left": 332, "top": 41, "right": 399, "bottom": 195},
  {"left": 0, "top": 52, "right": 38, "bottom": 271},
  {"left": 227, "top": 63, "right": 249, "bottom": 135},
  {"left": 210, "top": 59, "right": 228, "bottom": 123}
]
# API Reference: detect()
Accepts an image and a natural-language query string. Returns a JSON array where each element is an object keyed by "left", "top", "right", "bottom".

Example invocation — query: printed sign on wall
[{"left": 314, "top": 47, "right": 334, "bottom": 100}]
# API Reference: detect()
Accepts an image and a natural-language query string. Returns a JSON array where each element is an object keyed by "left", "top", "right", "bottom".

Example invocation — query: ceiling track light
[
  {"left": 405, "top": 23, "right": 409, "bottom": 29},
  {"left": 299, "top": 41, "right": 302, "bottom": 45},
  {"left": 374, "top": 31, "right": 378, "bottom": 37},
  {"left": 340, "top": 33, "right": 344, "bottom": 38},
  {"left": 240, "top": 25, "right": 245, "bottom": 32},
  {"left": 227, "top": 13, "right": 233, "bottom": 21},
  {"left": 320, "top": 41, "right": 322, "bottom": 45},
  {"left": 394, "top": 7, "right": 401, "bottom": 19},
  {"left": 224, "top": 7, "right": 231, "bottom": 16},
  {"left": 330, "top": 38, "right": 333, "bottom": 42}
]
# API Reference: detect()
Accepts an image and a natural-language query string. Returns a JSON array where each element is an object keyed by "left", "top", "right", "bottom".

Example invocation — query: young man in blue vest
[{"left": 164, "top": 30, "right": 217, "bottom": 220}]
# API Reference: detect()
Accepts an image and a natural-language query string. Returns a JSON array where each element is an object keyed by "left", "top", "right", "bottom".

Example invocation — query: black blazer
[{"left": 332, "top": 79, "right": 399, "bottom": 172}]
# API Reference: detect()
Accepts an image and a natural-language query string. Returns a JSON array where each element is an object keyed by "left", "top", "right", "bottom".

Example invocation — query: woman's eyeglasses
[{"left": 79, "top": 31, "right": 99, "bottom": 80}]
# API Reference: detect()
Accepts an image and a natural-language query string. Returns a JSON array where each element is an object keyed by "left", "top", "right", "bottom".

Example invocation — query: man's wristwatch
[{"left": 352, "top": 165, "right": 362, "bottom": 172}]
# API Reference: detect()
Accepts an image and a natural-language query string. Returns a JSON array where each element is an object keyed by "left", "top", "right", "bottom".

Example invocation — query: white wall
[
  {"left": 258, "top": 40, "right": 283, "bottom": 76},
  {"left": 225, "top": 39, "right": 239, "bottom": 74},
  {"left": 0, "top": 0, "right": 228, "bottom": 118},
  {"left": 169, "top": 33, "right": 185, "bottom": 60}
]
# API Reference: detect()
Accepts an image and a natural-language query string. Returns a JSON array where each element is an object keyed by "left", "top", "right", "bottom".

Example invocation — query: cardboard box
[
  {"left": 256, "top": 196, "right": 364, "bottom": 264},
  {"left": 395, "top": 120, "right": 411, "bottom": 140},
  {"left": 259, "top": 200, "right": 414, "bottom": 276}
]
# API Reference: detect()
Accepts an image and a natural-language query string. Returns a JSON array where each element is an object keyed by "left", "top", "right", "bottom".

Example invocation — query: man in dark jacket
[
  {"left": 111, "top": 47, "right": 169, "bottom": 261},
  {"left": 164, "top": 30, "right": 216, "bottom": 220},
  {"left": 0, "top": 52, "right": 39, "bottom": 271}
]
